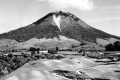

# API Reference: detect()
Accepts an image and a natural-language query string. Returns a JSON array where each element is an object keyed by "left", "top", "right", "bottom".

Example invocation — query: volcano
[{"left": 0, "top": 11, "right": 119, "bottom": 42}]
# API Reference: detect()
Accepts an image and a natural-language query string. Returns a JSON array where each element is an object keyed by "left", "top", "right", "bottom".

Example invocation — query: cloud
[
  {"left": 101, "top": 6, "right": 120, "bottom": 10},
  {"left": 38, "top": 0, "right": 95, "bottom": 11}
]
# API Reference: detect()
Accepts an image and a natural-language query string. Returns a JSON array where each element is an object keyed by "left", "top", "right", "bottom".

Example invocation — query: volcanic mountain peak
[
  {"left": 51, "top": 11, "right": 69, "bottom": 25},
  {"left": 53, "top": 11, "right": 77, "bottom": 18},
  {"left": 53, "top": 11, "right": 69, "bottom": 16},
  {"left": 0, "top": 11, "right": 119, "bottom": 42},
  {"left": 52, "top": 11, "right": 70, "bottom": 30},
  {"left": 52, "top": 11, "right": 79, "bottom": 20},
  {"left": 52, "top": 11, "right": 91, "bottom": 29}
]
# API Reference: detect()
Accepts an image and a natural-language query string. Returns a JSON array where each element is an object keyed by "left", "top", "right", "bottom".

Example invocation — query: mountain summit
[{"left": 0, "top": 11, "right": 119, "bottom": 42}]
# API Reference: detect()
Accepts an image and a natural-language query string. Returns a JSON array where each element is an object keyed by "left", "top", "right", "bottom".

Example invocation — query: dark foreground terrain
[{"left": 0, "top": 50, "right": 120, "bottom": 80}]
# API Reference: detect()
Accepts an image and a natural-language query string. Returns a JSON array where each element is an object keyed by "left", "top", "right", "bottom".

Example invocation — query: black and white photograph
[{"left": 0, "top": 0, "right": 120, "bottom": 80}]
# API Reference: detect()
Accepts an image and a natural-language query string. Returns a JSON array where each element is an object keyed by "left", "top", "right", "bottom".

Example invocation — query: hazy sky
[{"left": 0, "top": 0, "right": 120, "bottom": 36}]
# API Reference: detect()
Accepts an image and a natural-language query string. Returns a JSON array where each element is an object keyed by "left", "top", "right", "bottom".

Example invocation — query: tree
[
  {"left": 105, "top": 44, "right": 115, "bottom": 51},
  {"left": 80, "top": 42, "right": 86, "bottom": 46},
  {"left": 56, "top": 47, "right": 59, "bottom": 51},
  {"left": 8, "top": 54, "right": 13, "bottom": 58},
  {"left": 114, "top": 41, "right": 120, "bottom": 51},
  {"left": 48, "top": 49, "right": 57, "bottom": 54},
  {"left": 12, "top": 49, "right": 15, "bottom": 52},
  {"left": 29, "top": 47, "right": 36, "bottom": 51},
  {"left": 36, "top": 48, "right": 40, "bottom": 53}
]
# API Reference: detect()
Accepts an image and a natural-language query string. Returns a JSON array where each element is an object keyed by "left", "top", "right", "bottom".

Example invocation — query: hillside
[{"left": 0, "top": 11, "right": 119, "bottom": 42}]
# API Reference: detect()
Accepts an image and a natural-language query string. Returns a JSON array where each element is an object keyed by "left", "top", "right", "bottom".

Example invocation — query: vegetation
[
  {"left": 0, "top": 11, "right": 119, "bottom": 42},
  {"left": 53, "top": 70, "right": 109, "bottom": 80},
  {"left": 0, "top": 54, "right": 31, "bottom": 78},
  {"left": 105, "top": 41, "right": 120, "bottom": 51},
  {"left": 52, "top": 70, "right": 91, "bottom": 80},
  {"left": 0, "top": 49, "right": 65, "bottom": 78},
  {"left": 48, "top": 47, "right": 59, "bottom": 54},
  {"left": 29, "top": 47, "right": 40, "bottom": 52}
]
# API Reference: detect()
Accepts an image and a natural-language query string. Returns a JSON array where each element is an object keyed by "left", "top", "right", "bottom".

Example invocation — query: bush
[
  {"left": 105, "top": 44, "right": 115, "bottom": 51},
  {"left": 114, "top": 41, "right": 120, "bottom": 51},
  {"left": 105, "top": 41, "right": 120, "bottom": 51},
  {"left": 29, "top": 47, "right": 36, "bottom": 51},
  {"left": 29, "top": 47, "right": 40, "bottom": 52}
]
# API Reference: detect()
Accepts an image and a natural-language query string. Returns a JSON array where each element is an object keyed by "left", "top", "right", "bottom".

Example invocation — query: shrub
[
  {"left": 114, "top": 41, "right": 120, "bottom": 51},
  {"left": 105, "top": 41, "right": 120, "bottom": 51},
  {"left": 105, "top": 44, "right": 115, "bottom": 51}
]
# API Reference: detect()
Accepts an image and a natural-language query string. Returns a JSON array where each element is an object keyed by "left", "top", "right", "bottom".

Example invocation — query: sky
[{"left": 0, "top": 0, "right": 120, "bottom": 36}]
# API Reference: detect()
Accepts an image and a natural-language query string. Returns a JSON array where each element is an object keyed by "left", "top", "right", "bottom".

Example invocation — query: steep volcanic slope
[{"left": 0, "top": 11, "right": 119, "bottom": 42}]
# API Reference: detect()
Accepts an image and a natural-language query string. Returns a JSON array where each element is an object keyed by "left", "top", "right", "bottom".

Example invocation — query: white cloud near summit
[{"left": 38, "top": 0, "right": 95, "bottom": 11}]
